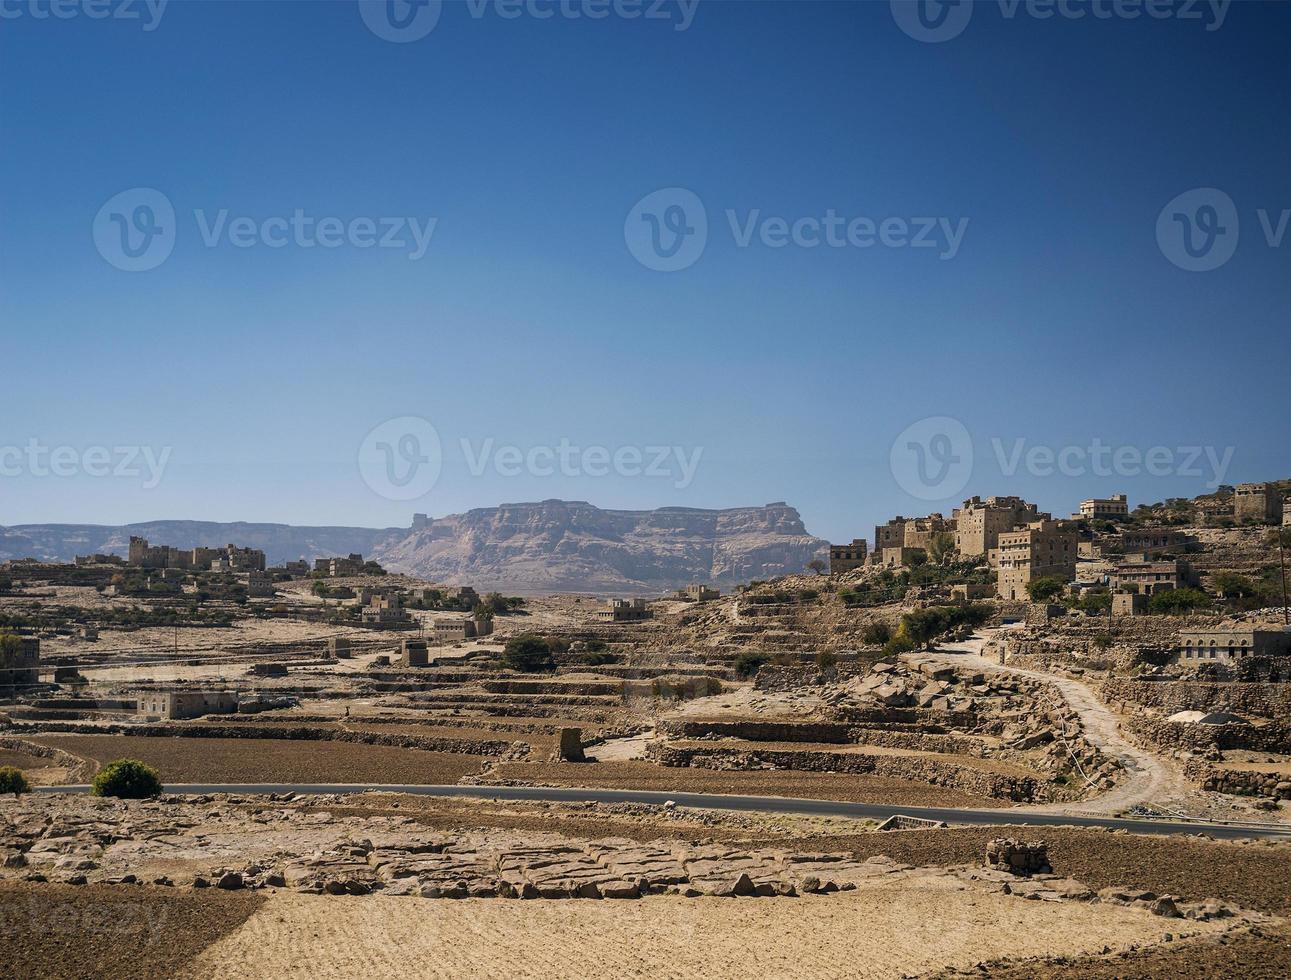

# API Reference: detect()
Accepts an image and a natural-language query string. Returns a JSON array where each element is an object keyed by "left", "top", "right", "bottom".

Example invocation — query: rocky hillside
[
  {"left": 370, "top": 500, "right": 827, "bottom": 593},
  {"left": 0, "top": 501, "right": 827, "bottom": 593}
]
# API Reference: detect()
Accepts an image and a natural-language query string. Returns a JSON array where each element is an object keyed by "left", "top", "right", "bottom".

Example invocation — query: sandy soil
[
  {"left": 0, "top": 882, "right": 264, "bottom": 980},
  {"left": 184, "top": 879, "right": 1229, "bottom": 980},
  {"left": 491, "top": 759, "right": 1001, "bottom": 807},
  {"left": 30, "top": 734, "right": 488, "bottom": 785}
]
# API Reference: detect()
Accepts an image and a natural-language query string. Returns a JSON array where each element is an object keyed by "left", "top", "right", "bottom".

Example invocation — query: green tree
[
  {"left": 927, "top": 532, "right": 956, "bottom": 565},
  {"left": 807, "top": 559, "right": 827, "bottom": 576},
  {"left": 502, "top": 634, "right": 554, "bottom": 673},
  {"left": 91, "top": 759, "right": 162, "bottom": 799},
  {"left": 1211, "top": 572, "right": 1258, "bottom": 600},
  {"left": 1025, "top": 577, "right": 1066, "bottom": 603},
  {"left": 1149, "top": 588, "right": 1212, "bottom": 615},
  {"left": 861, "top": 622, "right": 891, "bottom": 646},
  {"left": 0, "top": 766, "right": 30, "bottom": 799}
]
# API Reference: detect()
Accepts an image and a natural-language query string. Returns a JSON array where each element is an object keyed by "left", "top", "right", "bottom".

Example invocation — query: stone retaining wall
[
  {"left": 1184, "top": 758, "right": 1291, "bottom": 799},
  {"left": 1102, "top": 678, "right": 1291, "bottom": 719},
  {"left": 645, "top": 744, "right": 1045, "bottom": 802},
  {"left": 2, "top": 721, "right": 522, "bottom": 757}
]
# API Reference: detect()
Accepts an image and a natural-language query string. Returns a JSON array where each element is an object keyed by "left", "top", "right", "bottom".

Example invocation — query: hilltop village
[{"left": 1, "top": 481, "right": 1290, "bottom": 976}]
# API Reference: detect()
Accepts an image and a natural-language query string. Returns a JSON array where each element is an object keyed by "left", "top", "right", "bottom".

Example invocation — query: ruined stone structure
[
  {"left": 677, "top": 583, "right": 720, "bottom": 601},
  {"left": 1112, "top": 592, "right": 1148, "bottom": 616},
  {"left": 136, "top": 690, "right": 238, "bottom": 720},
  {"left": 1234, "top": 483, "right": 1285, "bottom": 525},
  {"left": 595, "top": 598, "right": 652, "bottom": 622},
  {"left": 326, "top": 637, "right": 352, "bottom": 659},
  {"left": 1118, "top": 528, "right": 1194, "bottom": 558},
  {"left": 828, "top": 540, "right": 867, "bottom": 574},
  {"left": 128, "top": 537, "right": 266, "bottom": 572},
  {"left": 954, "top": 496, "right": 1047, "bottom": 558},
  {"left": 0, "top": 634, "right": 39, "bottom": 688},
  {"left": 996, "top": 520, "right": 1078, "bottom": 601},
  {"left": 399, "top": 639, "right": 429, "bottom": 667}
]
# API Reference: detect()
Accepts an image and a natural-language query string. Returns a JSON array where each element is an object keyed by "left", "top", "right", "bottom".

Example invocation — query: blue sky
[{"left": 2, "top": 0, "right": 1289, "bottom": 541}]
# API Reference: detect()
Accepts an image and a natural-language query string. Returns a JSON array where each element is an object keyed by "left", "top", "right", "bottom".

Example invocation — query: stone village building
[{"left": 995, "top": 520, "right": 1078, "bottom": 601}]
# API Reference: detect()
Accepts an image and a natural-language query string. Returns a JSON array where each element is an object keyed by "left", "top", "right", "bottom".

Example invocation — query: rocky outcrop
[{"left": 370, "top": 500, "right": 827, "bottom": 592}]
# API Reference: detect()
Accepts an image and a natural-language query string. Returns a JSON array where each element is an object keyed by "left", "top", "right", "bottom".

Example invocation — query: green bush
[
  {"left": 1025, "top": 577, "right": 1066, "bottom": 602},
  {"left": 1149, "top": 588, "right": 1212, "bottom": 615},
  {"left": 733, "top": 651, "right": 770, "bottom": 679},
  {"left": 91, "top": 759, "right": 162, "bottom": 799},
  {"left": 0, "top": 766, "right": 31, "bottom": 798},
  {"left": 815, "top": 650, "right": 837, "bottom": 670},
  {"left": 502, "top": 634, "right": 555, "bottom": 672},
  {"left": 861, "top": 622, "right": 892, "bottom": 646}
]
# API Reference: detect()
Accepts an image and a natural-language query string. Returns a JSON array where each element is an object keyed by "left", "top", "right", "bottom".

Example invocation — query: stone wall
[
  {"left": 1184, "top": 759, "right": 1291, "bottom": 799},
  {"left": 645, "top": 743, "right": 1045, "bottom": 802},
  {"left": 1, "top": 720, "right": 523, "bottom": 757},
  {"left": 1122, "top": 715, "right": 1291, "bottom": 754},
  {"left": 1101, "top": 678, "right": 1291, "bottom": 719}
]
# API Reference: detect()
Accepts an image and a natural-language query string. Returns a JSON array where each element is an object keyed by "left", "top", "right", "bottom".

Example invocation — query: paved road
[{"left": 34, "top": 782, "right": 1291, "bottom": 841}]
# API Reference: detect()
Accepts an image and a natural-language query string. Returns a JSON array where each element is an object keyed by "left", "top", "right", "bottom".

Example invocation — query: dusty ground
[
  {"left": 490, "top": 759, "right": 1002, "bottom": 807},
  {"left": 30, "top": 734, "right": 488, "bottom": 784},
  {"left": 0, "top": 882, "right": 264, "bottom": 980},
  {"left": 181, "top": 879, "right": 1230, "bottom": 980}
]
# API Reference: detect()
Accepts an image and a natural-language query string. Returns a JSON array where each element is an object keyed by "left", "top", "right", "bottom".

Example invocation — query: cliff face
[
  {"left": 0, "top": 501, "right": 827, "bottom": 593},
  {"left": 370, "top": 500, "right": 827, "bottom": 592}
]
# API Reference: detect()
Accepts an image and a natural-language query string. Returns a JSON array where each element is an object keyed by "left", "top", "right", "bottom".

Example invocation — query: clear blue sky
[{"left": 2, "top": 0, "right": 1289, "bottom": 541}]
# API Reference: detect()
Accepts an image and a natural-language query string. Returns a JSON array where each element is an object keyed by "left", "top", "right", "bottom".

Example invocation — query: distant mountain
[{"left": 0, "top": 501, "right": 828, "bottom": 593}]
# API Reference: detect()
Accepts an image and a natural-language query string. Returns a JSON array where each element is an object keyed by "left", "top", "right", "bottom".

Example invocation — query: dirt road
[{"left": 915, "top": 628, "right": 1191, "bottom": 815}]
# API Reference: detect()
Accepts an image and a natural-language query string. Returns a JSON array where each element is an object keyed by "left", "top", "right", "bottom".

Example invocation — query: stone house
[
  {"left": 1174, "top": 625, "right": 1291, "bottom": 666},
  {"left": 0, "top": 634, "right": 39, "bottom": 687},
  {"left": 136, "top": 691, "right": 237, "bottom": 720},
  {"left": 828, "top": 540, "right": 867, "bottom": 574},
  {"left": 955, "top": 496, "right": 1047, "bottom": 558},
  {"left": 1234, "top": 483, "right": 1285, "bottom": 525},
  {"left": 595, "top": 598, "right": 652, "bottom": 622},
  {"left": 1078, "top": 494, "right": 1129, "bottom": 520},
  {"left": 996, "top": 521, "right": 1078, "bottom": 601},
  {"left": 1111, "top": 559, "right": 1196, "bottom": 596}
]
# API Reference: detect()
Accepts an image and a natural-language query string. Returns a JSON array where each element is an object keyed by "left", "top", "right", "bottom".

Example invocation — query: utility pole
[{"left": 1279, "top": 529, "right": 1289, "bottom": 627}]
